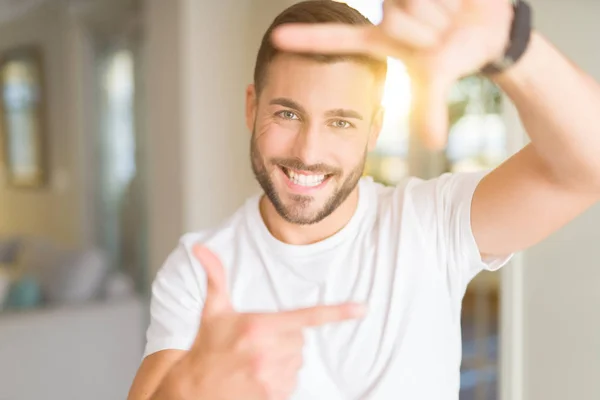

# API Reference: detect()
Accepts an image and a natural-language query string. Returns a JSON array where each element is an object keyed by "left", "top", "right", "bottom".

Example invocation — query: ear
[
  {"left": 246, "top": 84, "right": 257, "bottom": 132},
  {"left": 367, "top": 106, "right": 385, "bottom": 152}
]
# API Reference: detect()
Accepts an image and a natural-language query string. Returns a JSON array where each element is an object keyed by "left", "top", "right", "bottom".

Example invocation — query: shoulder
[
  {"left": 377, "top": 171, "right": 488, "bottom": 204},
  {"left": 363, "top": 171, "right": 489, "bottom": 224}
]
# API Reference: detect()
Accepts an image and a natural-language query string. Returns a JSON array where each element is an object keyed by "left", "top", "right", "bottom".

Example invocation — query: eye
[
  {"left": 276, "top": 110, "right": 299, "bottom": 120},
  {"left": 330, "top": 119, "right": 353, "bottom": 129}
]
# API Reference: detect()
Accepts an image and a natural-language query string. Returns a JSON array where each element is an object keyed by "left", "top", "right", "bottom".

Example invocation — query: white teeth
[{"left": 287, "top": 170, "right": 325, "bottom": 187}]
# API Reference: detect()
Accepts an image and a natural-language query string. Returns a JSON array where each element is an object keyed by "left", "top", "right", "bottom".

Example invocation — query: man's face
[{"left": 247, "top": 54, "right": 383, "bottom": 225}]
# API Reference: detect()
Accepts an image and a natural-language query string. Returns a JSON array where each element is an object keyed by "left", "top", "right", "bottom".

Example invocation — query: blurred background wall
[
  {"left": 0, "top": 0, "right": 83, "bottom": 245},
  {"left": 521, "top": 1, "right": 600, "bottom": 399},
  {"left": 0, "top": 1, "right": 598, "bottom": 400}
]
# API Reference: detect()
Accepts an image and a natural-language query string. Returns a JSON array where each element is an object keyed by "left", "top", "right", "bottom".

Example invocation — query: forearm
[
  {"left": 494, "top": 31, "right": 600, "bottom": 192},
  {"left": 149, "top": 371, "right": 192, "bottom": 400}
]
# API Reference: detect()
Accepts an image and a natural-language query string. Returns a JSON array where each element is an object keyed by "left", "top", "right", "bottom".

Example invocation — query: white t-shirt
[{"left": 144, "top": 172, "right": 510, "bottom": 400}]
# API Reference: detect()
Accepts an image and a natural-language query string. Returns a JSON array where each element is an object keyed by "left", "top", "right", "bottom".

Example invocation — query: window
[{"left": 95, "top": 43, "right": 147, "bottom": 294}]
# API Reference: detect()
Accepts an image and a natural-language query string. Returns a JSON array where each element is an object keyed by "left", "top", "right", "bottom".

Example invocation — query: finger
[
  {"left": 263, "top": 303, "right": 366, "bottom": 330},
  {"left": 380, "top": 1, "right": 442, "bottom": 48},
  {"left": 436, "top": 0, "right": 463, "bottom": 15},
  {"left": 192, "top": 244, "right": 232, "bottom": 316},
  {"left": 265, "top": 355, "right": 303, "bottom": 398},
  {"left": 252, "top": 332, "right": 305, "bottom": 363},
  {"left": 392, "top": 0, "right": 452, "bottom": 32},
  {"left": 271, "top": 24, "right": 412, "bottom": 61},
  {"left": 410, "top": 77, "right": 451, "bottom": 150},
  {"left": 277, "top": 331, "right": 304, "bottom": 350},
  {"left": 272, "top": 23, "right": 374, "bottom": 54},
  {"left": 259, "top": 363, "right": 300, "bottom": 400}
]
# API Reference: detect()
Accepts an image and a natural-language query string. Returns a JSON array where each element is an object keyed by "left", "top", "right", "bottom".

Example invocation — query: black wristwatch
[{"left": 481, "top": 0, "right": 533, "bottom": 75}]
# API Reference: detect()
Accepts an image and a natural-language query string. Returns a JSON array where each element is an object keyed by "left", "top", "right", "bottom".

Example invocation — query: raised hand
[
  {"left": 271, "top": 0, "right": 514, "bottom": 149},
  {"left": 168, "top": 245, "right": 366, "bottom": 400}
]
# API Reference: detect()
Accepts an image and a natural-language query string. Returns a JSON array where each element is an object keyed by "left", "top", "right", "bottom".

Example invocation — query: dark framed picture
[{"left": 0, "top": 46, "right": 47, "bottom": 188}]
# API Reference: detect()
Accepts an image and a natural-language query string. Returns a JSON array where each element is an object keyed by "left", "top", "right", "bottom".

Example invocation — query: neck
[{"left": 260, "top": 187, "right": 360, "bottom": 245}]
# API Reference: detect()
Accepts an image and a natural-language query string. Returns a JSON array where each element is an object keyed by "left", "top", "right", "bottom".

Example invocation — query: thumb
[
  {"left": 192, "top": 244, "right": 232, "bottom": 317},
  {"left": 409, "top": 73, "right": 452, "bottom": 150}
]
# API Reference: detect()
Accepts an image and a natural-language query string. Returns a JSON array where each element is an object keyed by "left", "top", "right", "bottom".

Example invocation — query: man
[{"left": 129, "top": 0, "right": 600, "bottom": 399}]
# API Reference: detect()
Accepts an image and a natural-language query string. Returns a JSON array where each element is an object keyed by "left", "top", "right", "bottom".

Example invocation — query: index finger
[
  {"left": 410, "top": 73, "right": 452, "bottom": 150},
  {"left": 271, "top": 24, "right": 411, "bottom": 61},
  {"left": 192, "top": 244, "right": 233, "bottom": 316},
  {"left": 262, "top": 303, "right": 367, "bottom": 331}
]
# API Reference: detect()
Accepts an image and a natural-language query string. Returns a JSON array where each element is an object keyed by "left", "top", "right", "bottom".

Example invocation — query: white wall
[
  {"left": 144, "top": 0, "right": 186, "bottom": 277},
  {"left": 0, "top": 1, "right": 83, "bottom": 247},
  {"left": 521, "top": 1, "right": 600, "bottom": 399},
  {"left": 144, "top": 0, "right": 298, "bottom": 275},
  {"left": 179, "top": 0, "right": 258, "bottom": 233}
]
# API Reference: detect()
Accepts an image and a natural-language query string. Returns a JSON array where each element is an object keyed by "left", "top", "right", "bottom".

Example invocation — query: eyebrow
[
  {"left": 269, "top": 97, "right": 364, "bottom": 120},
  {"left": 324, "top": 108, "right": 363, "bottom": 121},
  {"left": 270, "top": 98, "right": 307, "bottom": 116}
]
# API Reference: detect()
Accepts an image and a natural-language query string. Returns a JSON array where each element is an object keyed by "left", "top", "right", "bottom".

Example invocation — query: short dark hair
[{"left": 253, "top": 0, "right": 388, "bottom": 96}]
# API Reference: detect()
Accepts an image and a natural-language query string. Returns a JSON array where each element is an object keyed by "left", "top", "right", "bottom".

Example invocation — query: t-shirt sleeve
[
  {"left": 408, "top": 171, "right": 513, "bottom": 290},
  {"left": 143, "top": 239, "right": 205, "bottom": 359}
]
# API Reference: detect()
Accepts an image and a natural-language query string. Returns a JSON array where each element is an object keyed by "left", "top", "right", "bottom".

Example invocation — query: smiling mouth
[{"left": 280, "top": 166, "right": 332, "bottom": 188}]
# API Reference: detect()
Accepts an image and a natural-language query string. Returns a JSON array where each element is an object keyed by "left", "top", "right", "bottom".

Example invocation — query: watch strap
[{"left": 482, "top": 0, "right": 533, "bottom": 75}]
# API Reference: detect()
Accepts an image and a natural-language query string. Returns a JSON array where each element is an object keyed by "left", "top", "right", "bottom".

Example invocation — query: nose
[{"left": 290, "top": 122, "right": 324, "bottom": 167}]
